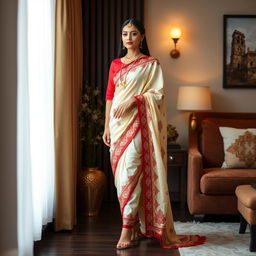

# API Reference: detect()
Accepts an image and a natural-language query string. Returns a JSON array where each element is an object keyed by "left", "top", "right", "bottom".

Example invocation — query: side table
[{"left": 167, "top": 148, "right": 187, "bottom": 209}]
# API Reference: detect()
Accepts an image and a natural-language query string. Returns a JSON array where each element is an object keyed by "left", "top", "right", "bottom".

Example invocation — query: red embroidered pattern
[
  {"left": 111, "top": 115, "right": 140, "bottom": 176},
  {"left": 118, "top": 165, "right": 142, "bottom": 215},
  {"left": 113, "top": 56, "right": 159, "bottom": 86},
  {"left": 155, "top": 209, "right": 166, "bottom": 225}
]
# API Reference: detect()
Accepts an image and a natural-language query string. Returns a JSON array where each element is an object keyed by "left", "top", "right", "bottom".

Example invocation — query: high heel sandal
[{"left": 132, "top": 221, "right": 145, "bottom": 241}]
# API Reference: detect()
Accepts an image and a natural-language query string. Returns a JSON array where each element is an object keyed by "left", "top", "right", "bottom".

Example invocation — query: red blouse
[{"left": 105, "top": 58, "right": 123, "bottom": 100}]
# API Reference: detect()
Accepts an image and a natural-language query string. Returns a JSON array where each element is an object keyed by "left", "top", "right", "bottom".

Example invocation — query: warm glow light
[
  {"left": 170, "top": 28, "right": 182, "bottom": 39},
  {"left": 177, "top": 86, "right": 212, "bottom": 111}
]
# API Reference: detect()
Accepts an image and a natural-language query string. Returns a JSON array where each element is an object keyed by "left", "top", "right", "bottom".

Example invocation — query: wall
[
  {"left": 145, "top": 0, "right": 256, "bottom": 147},
  {"left": 0, "top": 0, "right": 18, "bottom": 255}
]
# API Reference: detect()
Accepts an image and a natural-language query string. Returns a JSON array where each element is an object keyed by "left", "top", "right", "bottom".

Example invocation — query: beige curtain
[{"left": 54, "top": 0, "right": 83, "bottom": 231}]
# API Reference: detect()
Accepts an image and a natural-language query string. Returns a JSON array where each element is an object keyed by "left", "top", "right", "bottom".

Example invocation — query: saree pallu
[{"left": 109, "top": 56, "right": 206, "bottom": 248}]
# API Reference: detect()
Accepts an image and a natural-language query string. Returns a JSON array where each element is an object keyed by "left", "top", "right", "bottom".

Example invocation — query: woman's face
[{"left": 122, "top": 23, "right": 144, "bottom": 51}]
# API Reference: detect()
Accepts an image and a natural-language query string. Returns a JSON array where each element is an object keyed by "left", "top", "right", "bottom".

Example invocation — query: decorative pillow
[{"left": 219, "top": 127, "right": 256, "bottom": 168}]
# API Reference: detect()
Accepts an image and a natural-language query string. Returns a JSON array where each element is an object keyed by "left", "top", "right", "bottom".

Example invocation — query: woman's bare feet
[{"left": 116, "top": 228, "right": 133, "bottom": 250}]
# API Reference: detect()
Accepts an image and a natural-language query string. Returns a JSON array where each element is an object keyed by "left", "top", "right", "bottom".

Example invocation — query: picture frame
[{"left": 223, "top": 15, "right": 256, "bottom": 88}]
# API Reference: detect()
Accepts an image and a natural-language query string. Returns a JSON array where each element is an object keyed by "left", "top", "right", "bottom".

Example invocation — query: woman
[{"left": 102, "top": 18, "right": 205, "bottom": 250}]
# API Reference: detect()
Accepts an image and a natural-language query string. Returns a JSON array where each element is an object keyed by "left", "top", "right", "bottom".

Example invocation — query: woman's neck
[
  {"left": 121, "top": 49, "right": 144, "bottom": 64},
  {"left": 126, "top": 49, "right": 141, "bottom": 58}
]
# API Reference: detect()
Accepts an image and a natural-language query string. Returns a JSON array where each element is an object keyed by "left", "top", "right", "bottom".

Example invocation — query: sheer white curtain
[{"left": 17, "top": 0, "right": 55, "bottom": 255}]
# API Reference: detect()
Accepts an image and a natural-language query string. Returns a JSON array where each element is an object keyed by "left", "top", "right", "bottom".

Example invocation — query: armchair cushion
[{"left": 200, "top": 168, "right": 256, "bottom": 195}]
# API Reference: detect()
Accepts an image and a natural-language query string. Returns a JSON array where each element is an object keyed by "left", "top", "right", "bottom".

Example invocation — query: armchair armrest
[{"left": 187, "top": 145, "right": 203, "bottom": 196}]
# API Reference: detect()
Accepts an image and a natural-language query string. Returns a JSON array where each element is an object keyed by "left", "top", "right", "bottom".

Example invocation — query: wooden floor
[{"left": 34, "top": 202, "right": 193, "bottom": 256}]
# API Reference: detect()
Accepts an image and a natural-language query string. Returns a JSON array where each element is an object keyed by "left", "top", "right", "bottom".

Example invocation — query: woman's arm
[{"left": 102, "top": 100, "right": 112, "bottom": 147}]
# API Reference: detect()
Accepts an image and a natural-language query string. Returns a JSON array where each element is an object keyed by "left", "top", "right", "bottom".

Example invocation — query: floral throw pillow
[{"left": 219, "top": 127, "right": 256, "bottom": 168}]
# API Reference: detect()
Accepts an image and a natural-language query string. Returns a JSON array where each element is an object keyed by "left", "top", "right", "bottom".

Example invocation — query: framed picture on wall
[{"left": 223, "top": 15, "right": 256, "bottom": 88}]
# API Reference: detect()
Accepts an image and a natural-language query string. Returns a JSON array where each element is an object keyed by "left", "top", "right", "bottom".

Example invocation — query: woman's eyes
[{"left": 122, "top": 32, "right": 138, "bottom": 36}]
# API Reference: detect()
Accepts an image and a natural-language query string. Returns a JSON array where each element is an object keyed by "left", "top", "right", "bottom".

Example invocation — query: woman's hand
[
  {"left": 113, "top": 97, "right": 136, "bottom": 119},
  {"left": 102, "top": 127, "right": 111, "bottom": 147}
]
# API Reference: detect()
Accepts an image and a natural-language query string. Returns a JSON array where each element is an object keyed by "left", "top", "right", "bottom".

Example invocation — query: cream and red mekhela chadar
[{"left": 106, "top": 56, "right": 206, "bottom": 248}]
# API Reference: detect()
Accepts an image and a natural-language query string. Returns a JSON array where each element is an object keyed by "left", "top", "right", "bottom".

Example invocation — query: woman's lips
[{"left": 126, "top": 42, "right": 133, "bottom": 45}]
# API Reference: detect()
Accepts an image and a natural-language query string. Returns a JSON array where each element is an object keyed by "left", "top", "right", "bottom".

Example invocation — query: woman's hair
[{"left": 117, "top": 18, "right": 150, "bottom": 58}]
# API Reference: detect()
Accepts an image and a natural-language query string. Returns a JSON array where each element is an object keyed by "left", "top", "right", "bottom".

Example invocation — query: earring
[
  {"left": 122, "top": 45, "right": 125, "bottom": 50},
  {"left": 140, "top": 41, "right": 143, "bottom": 49}
]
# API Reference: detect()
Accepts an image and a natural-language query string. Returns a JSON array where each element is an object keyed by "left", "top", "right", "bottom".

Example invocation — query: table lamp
[{"left": 177, "top": 86, "right": 212, "bottom": 129}]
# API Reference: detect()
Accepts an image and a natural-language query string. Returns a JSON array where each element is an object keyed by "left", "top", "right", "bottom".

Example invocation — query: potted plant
[
  {"left": 167, "top": 124, "right": 180, "bottom": 149},
  {"left": 78, "top": 82, "right": 106, "bottom": 216},
  {"left": 79, "top": 82, "right": 105, "bottom": 166}
]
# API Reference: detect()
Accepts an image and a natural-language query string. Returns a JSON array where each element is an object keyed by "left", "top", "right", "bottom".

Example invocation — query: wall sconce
[
  {"left": 170, "top": 28, "right": 182, "bottom": 58},
  {"left": 177, "top": 86, "right": 212, "bottom": 129}
]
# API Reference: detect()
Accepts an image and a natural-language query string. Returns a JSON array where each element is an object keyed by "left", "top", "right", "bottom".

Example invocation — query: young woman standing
[{"left": 103, "top": 18, "right": 205, "bottom": 250}]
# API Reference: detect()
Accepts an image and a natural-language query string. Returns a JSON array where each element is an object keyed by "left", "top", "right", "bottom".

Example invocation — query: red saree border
[
  {"left": 134, "top": 94, "right": 155, "bottom": 234},
  {"left": 161, "top": 235, "right": 206, "bottom": 249},
  {"left": 135, "top": 96, "right": 164, "bottom": 233},
  {"left": 111, "top": 115, "right": 140, "bottom": 176},
  {"left": 113, "top": 56, "right": 158, "bottom": 86}
]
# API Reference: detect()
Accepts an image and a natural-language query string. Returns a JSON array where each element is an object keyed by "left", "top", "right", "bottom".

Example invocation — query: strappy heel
[{"left": 131, "top": 221, "right": 145, "bottom": 241}]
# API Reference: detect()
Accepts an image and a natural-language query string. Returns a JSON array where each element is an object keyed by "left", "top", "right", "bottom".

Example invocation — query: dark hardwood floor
[{"left": 34, "top": 202, "right": 193, "bottom": 256}]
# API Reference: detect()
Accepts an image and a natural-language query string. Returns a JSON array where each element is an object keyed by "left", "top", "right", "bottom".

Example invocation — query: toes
[{"left": 116, "top": 242, "right": 132, "bottom": 249}]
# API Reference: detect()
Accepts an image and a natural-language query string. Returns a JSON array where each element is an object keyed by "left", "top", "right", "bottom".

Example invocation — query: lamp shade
[{"left": 177, "top": 86, "right": 212, "bottom": 111}]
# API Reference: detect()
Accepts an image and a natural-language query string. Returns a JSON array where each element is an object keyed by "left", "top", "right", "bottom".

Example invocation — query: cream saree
[{"left": 109, "top": 56, "right": 205, "bottom": 248}]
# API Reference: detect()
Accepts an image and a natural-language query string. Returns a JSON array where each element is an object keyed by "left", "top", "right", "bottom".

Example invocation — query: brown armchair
[{"left": 187, "top": 112, "right": 256, "bottom": 217}]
